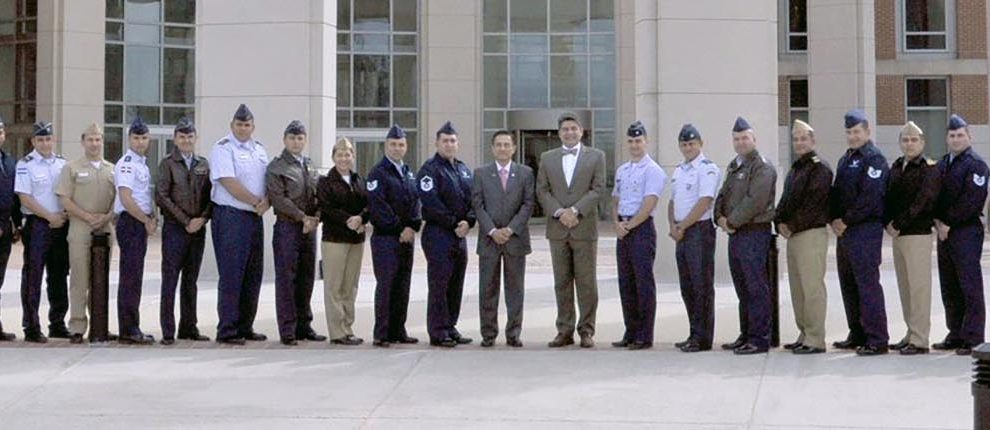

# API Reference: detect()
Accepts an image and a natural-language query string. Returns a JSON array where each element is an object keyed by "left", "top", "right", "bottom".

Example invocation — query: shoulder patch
[
  {"left": 867, "top": 166, "right": 882, "bottom": 179},
  {"left": 124, "top": 155, "right": 131, "bottom": 162},
  {"left": 367, "top": 179, "right": 378, "bottom": 191},
  {"left": 974, "top": 173, "right": 986, "bottom": 187},
  {"left": 420, "top": 175, "right": 434, "bottom": 192}
]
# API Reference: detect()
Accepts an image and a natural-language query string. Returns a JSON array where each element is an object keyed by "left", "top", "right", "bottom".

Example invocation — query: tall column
[
  {"left": 635, "top": 1, "right": 779, "bottom": 282},
  {"left": 807, "top": 0, "right": 876, "bottom": 164},
  {"left": 421, "top": 0, "right": 482, "bottom": 165},
  {"left": 36, "top": 0, "right": 105, "bottom": 160}
]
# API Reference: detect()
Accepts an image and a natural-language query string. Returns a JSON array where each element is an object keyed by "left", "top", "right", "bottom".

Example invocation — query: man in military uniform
[
  {"left": 669, "top": 124, "right": 720, "bottom": 353},
  {"left": 0, "top": 114, "right": 21, "bottom": 341},
  {"left": 209, "top": 104, "right": 270, "bottom": 345},
  {"left": 367, "top": 124, "right": 421, "bottom": 347},
  {"left": 57, "top": 123, "right": 116, "bottom": 344},
  {"left": 774, "top": 119, "right": 832, "bottom": 355},
  {"left": 156, "top": 118, "right": 212, "bottom": 345},
  {"left": 537, "top": 112, "right": 607, "bottom": 349},
  {"left": 829, "top": 109, "right": 890, "bottom": 356},
  {"left": 265, "top": 120, "right": 325, "bottom": 346},
  {"left": 932, "top": 114, "right": 989, "bottom": 355},
  {"left": 113, "top": 117, "right": 156, "bottom": 345},
  {"left": 611, "top": 121, "right": 667, "bottom": 350},
  {"left": 417, "top": 121, "right": 475, "bottom": 348},
  {"left": 885, "top": 121, "right": 941, "bottom": 356},
  {"left": 714, "top": 117, "right": 777, "bottom": 355},
  {"left": 15, "top": 121, "right": 69, "bottom": 343}
]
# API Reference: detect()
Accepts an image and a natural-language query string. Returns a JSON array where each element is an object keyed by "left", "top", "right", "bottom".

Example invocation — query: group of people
[{"left": 0, "top": 105, "right": 984, "bottom": 357}]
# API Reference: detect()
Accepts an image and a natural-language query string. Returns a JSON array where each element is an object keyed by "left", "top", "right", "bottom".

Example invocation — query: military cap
[
  {"left": 233, "top": 104, "right": 254, "bottom": 122},
  {"left": 678, "top": 123, "right": 701, "bottom": 142},
  {"left": 387, "top": 123, "right": 406, "bottom": 140},
  {"left": 900, "top": 121, "right": 924, "bottom": 137},
  {"left": 128, "top": 116, "right": 149, "bottom": 135},
  {"left": 82, "top": 122, "right": 103, "bottom": 137},
  {"left": 436, "top": 120, "right": 457, "bottom": 139},
  {"left": 732, "top": 116, "right": 752, "bottom": 133},
  {"left": 33, "top": 122, "right": 53, "bottom": 137},
  {"left": 844, "top": 109, "right": 869, "bottom": 129},
  {"left": 948, "top": 113, "right": 968, "bottom": 131},
  {"left": 626, "top": 120, "right": 646, "bottom": 138},
  {"left": 174, "top": 117, "right": 196, "bottom": 135},
  {"left": 284, "top": 120, "right": 306, "bottom": 136},
  {"left": 792, "top": 119, "right": 814, "bottom": 135}
]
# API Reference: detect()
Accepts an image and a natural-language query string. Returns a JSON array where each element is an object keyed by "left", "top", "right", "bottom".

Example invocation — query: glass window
[
  {"left": 163, "top": 26, "right": 194, "bottom": 45},
  {"left": 164, "top": 0, "right": 194, "bottom": 24},
  {"left": 105, "top": 104, "right": 123, "bottom": 124},
  {"left": 550, "top": 0, "right": 587, "bottom": 33},
  {"left": 903, "top": 0, "right": 947, "bottom": 51},
  {"left": 393, "top": 110, "right": 417, "bottom": 128},
  {"left": 511, "top": 34, "right": 548, "bottom": 53},
  {"left": 106, "top": 21, "right": 124, "bottom": 41},
  {"left": 105, "top": 44, "right": 124, "bottom": 101},
  {"left": 511, "top": 0, "right": 547, "bottom": 32},
  {"left": 589, "top": 0, "right": 613, "bottom": 32},
  {"left": 393, "top": 55, "right": 417, "bottom": 107},
  {"left": 354, "top": 0, "right": 389, "bottom": 31},
  {"left": 106, "top": 0, "right": 124, "bottom": 20},
  {"left": 788, "top": 0, "right": 807, "bottom": 52},
  {"left": 393, "top": 34, "right": 416, "bottom": 52},
  {"left": 484, "top": 0, "right": 506, "bottom": 33},
  {"left": 353, "top": 55, "right": 390, "bottom": 107},
  {"left": 124, "top": 45, "right": 161, "bottom": 104},
  {"left": 905, "top": 78, "right": 948, "bottom": 158},
  {"left": 484, "top": 35, "right": 507, "bottom": 53},
  {"left": 484, "top": 56, "right": 507, "bottom": 108},
  {"left": 510, "top": 56, "right": 548, "bottom": 108},
  {"left": 124, "top": 23, "right": 160, "bottom": 44},
  {"left": 1, "top": 0, "right": 37, "bottom": 156},
  {"left": 125, "top": 0, "right": 161, "bottom": 23},
  {"left": 338, "top": 0, "right": 351, "bottom": 31},
  {"left": 354, "top": 110, "right": 390, "bottom": 128},
  {"left": 353, "top": 33, "right": 389, "bottom": 53},
  {"left": 393, "top": 0, "right": 417, "bottom": 32},
  {"left": 552, "top": 35, "right": 586, "bottom": 53},
  {"left": 550, "top": 55, "right": 588, "bottom": 107},
  {"left": 589, "top": 55, "right": 614, "bottom": 107},
  {"left": 163, "top": 48, "right": 193, "bottom": 104},
  {"left": 337, "top": 54, "right": 351, "bottom": 108},
  {"left": 163, "top": 106, "right": 193, "bottom": 124}
]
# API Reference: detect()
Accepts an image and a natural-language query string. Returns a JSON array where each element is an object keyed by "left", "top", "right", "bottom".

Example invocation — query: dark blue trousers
[
  {"left": 20, "top": 216, "right": 68, "bottom": 333},
  {"left": 422, "top": 224, "right": 468, "bottom": 341},
  {"left": 212, "top": 205, "right": 264, "bottom": 340},
  {"left": 836, "top": 222, "right": 889, "bottom": 347},
  {"left": 937, "top": 223, "right": 985, "bottom": 346},
  {"left": 0, "top": 219, "right": 13, "bottom": 332},
  {"left": 676, "top": 221, "right": 716, "bottom": 347},
  {"left": 371, "top": 234, "right": 413, "bottom": 341},
  {"left": 728, "top": 227, "right": 772, "bottom": 349},
  {"left": 617, "top": 219, "right": 657, "bottom": 344},
  {"left": 272, "top": 219, "right": 316, "bottom": 339},
  {"left": 116, "top": 212, "right": 148, "bottom": 337},
  {"left": 159, "top": 220, "right": 206, "bottom": 339}
]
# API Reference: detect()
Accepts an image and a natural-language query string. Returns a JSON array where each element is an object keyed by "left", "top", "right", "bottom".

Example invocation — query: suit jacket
[
  {"left": 472, "top": 161, "right": 535, "bottom": 256},
  {"left": 536, "top": 144, "right": 606, "bottom": 241}
]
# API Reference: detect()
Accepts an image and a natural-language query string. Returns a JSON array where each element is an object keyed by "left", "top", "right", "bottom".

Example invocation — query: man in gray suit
[
  {"left": 472, "top": 130, "right": 535, "bottom": 348},
  {"left": 537, "top": 112, "right": 607, "bottom": 348}
]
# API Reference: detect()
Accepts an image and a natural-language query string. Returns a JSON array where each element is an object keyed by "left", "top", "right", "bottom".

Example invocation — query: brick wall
[
  {"left": 875, "top": 0, "right": 896, "bottom": 59},
  {"left": 876, "top": 74, "right": 906, "bottom": 125},
  {"left": 957, "top": 0, "right": 988, "bottom": 59},
  {"left": 778, "top": 76, "right": 789, "bottom": 126},
  {"left": 950, "top": 74, "right": 989, "bottom": 124}
]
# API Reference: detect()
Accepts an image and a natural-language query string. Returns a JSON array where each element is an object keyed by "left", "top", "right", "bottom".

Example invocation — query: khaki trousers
[
  {"left": 322, "top": 241, "right": 364, "bottom": 340},
  {"left": 892, "top": 233, "right": 933, "bottom": 346},
  {"left": 67, "top": 221, "right": 113, "bottom": 335},
  {"left": 785, "top": 227, "right": 828, "bottom": 349}
]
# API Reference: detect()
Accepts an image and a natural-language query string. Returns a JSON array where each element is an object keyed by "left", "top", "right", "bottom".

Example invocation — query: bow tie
[{"left": 562, "top": 147, "right": 578, "bottom": 156}]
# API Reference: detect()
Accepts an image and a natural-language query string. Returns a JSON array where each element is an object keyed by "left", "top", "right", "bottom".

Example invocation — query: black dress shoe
[
  {"left": 118, "top": 334, "right": 154, "bottom": 345},
  {"left": 855, "top": 345, "right": 889, "bottom": 356},
  {"left": 579, "top": 335, "right": 595, "bottom": 348},
  {"left": 280, "top": 337, "right": 298, "bottom": 346},
  {"left": 297, "top": 331, "right": 328, "bottom": 342},
  {"left": 783, "top": 341, "right": 803, "bottom": 350},
  {"left": 506, "top": 338, "right": 523, "bottom": 348},
  {"left": 242, "top": 332, "right": 268, "bottom": 342},
  {"left": 430, "top": 337, "right": 457, "bottom": 347},
  {"left": 792, "top": 345, "right": 826, "bottom": 355},
  {"left": 69, "top": 333, "right": 84, "bottom": 344},
  {"left": 679, "top": 341, "right": 711, "bottom": 353},
  {"left": 0, "top": 331, "right": 16, "bottom": 341},
  {"left": 481, "top": 338, "right": 495, "bottom": 347},
  {"left": 24, "top": 331, "right": 48, "bottom": 344},
  {"left": 161, "top": 338, "right": 175, "bottom": 346},
  {"left": 451, "top": 335, "right": 473, "bottom": 345},
  {"left": 721, "top": 337, "right": 746, "bottom": 350},
  {"left": 390, "top": 335, "right": 419, "bottom": 344},
  {"left": 628, "top": 341, "right": 652, "bottom": 350},
  {"left": 331, "top": 336, "right": 362, "bottom": 346},
  {"left": 932, "top": 339, "right": 964, "bottom": 350},
  {"left": 899, "top": 344, "right": 929, "bottom": 355},
  {"left": 956, "top": 345, "right": 974, "bottom": 356},
  {"left": 611, "top": 339, "right": 631, "bottom": 348},
  {"left": 832, "top": 339, "right": 864, "bottom": 350},
  {"left": 889, "top": 339, "right": 909, "bottom": 350},
  {"left": 217, "top": 337, "right": 246, "bottom": 345},
  {"left": 372, "top": 339, "right": 391, "bottom": 347},
  {"left": 178, "top": 332, "right": 211, "bottom": 342},
  {"left": 347, "top": 335, "right": 365, "bottom": 345},
  {"left": 548, "top": 335, "right": 574, "bottom": 348},
  {"left": 733, "top": 343, "right": 768, "bottom": 355},
  {"left": 48, "top": 326, "right": 71, "bottom": 339}
]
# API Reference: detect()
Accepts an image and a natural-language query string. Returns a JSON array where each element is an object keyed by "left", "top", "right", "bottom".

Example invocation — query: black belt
[{"left": 735, "top": 222, "right": 772, "bottom": 233}]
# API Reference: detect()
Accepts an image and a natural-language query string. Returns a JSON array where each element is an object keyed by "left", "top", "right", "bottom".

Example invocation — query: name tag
[
  {"left": 238, "top": 153, "right": 250, "bottom": 161},
  {"left": 78, "top": 172, "right": 90, "bottom": 178}
]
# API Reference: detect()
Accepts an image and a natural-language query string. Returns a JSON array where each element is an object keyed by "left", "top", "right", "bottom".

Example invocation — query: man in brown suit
[{"left": 536, "top": 112, "right": 607, "bottom": 348}]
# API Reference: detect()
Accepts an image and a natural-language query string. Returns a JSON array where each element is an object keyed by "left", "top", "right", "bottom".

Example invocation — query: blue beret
[
  {"left": 844, "top": 109, "right": 868, "bottom": 129},
  {"left": 948, "top": 113, "right": 968, "bottom": 131},
  {"left": 233, "top": 104, "right": 254, "bottom": 122},
  {"left": 436, "top": 121, "right": 457, "bottom": 139},
  {"left": 32, "top": 121, "right": 53, "bottom": 137},
  {"left": 284, "top": 120, "right": 306, "bottom": 136},
  {"left": 174, "top": 117, "right": 196, "bottom": 134},
  {"left": 387, "top": 123, "right": 406, "bottom": 140},
  {"left": 0, "top": 113, "right": 5, "bottom": 129},
  {"left": 732, "top": 116, "right": 752, "bottom": 133},
  {"left": 128, "top": 116, "right": 149, "bottom": 135},
  {"left": 626, "top": 120, "right": 646, "bottom": 138},
  {"left": 678, "top": 123, "right": 700, "bottom": 142}
]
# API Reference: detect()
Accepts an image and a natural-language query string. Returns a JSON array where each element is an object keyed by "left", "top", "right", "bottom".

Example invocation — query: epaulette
[
  {"left": 21, "top": 155, "right": 33, "bottom": 162},
  {"left": 217, "top": 138, "right": 230, "bottom": 145},
  {"left": 701, "top": 159, "right": 713, "bottom": 164}
]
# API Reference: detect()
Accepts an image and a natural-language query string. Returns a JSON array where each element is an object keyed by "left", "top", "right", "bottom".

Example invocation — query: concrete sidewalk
[{"left": 0, "top": 229, "right": 982, "bottom": 429}]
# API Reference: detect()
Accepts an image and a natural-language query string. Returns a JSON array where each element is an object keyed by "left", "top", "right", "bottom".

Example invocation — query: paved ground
[{"left": 0, "top": 226, "right": 982, "bottom": 429}]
